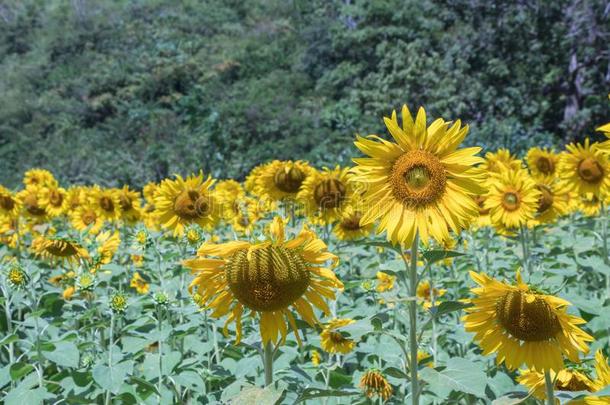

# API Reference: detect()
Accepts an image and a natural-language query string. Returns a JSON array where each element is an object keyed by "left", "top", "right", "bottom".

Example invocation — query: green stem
[
  {"left": 157, "top": 306, "right": 163, "bottom": 399},
  {"left": 544, "top": 370, "right": 555, "bottom": 405},
  {"left": 601, "top": 203, "right": 609, "bottom": 298},
  {"left": 263, "top": 341, "right": 274, "bottom": 387},
  {"left": 408, "top": 233, "right": 420, "bottom": 405},
  {"left": 105, "top": 313, "right": 114, "bottom": 405},
  {"left": 519, "top": 225, "right": 531, "bottom": 273}
]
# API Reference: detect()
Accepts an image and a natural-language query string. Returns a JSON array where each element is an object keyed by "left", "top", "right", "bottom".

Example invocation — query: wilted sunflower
[
  {"left": 88, "top": 186, "right": 121, "bottom": 221},
  {"left": 518, "top": 350, "right": 610, "bottom": 403},
  {"left": 526, "top": 147, "right": 560, "bottom": 181},
  {"left": 23, "top": 168, "right": 57, "bottom": 188},
  {"left": 17, "top": 185, "right": 48, "bottom": 221},
  {"left": 560, "top": 139, "right": 610, "bottom": 198},
  {"left": 481, "top": 148, "right": 523, "bottom": 173},
  {"left": 332, "top": 204, "right": 373, "bottom": 241},
  {"left": 360, "top": 370, "right": 393, "bottom": 402},
  {"left": 70, "top": 206, "right": 105, "bottom": 234},
  {"left": 530, "top": 181, "right": 569, "bottom": 225},
  {"left": 463, "top": 271, "right": 593, "bottom": 371},
  {"left": 32, "top": 236, "right": 90, "bottom": 265},
  {"left": 183, "top": 217, "right": 343, "bottom": 346},
  {"left": 320, "top": 318, "right": 356, "bottom": 354},
  {"left": 155, "top": 172, "right": 219, "bottom": 236},
  {"left": 416, "top": 279, "right": 446, "bottom": 309},
  {"left": 484, "top": 169, "right": 540, "bottom": 230},
  {"left": 117, "top": 186, "right": 142, "bottom": 225},
  {"left": 352, "top": 106, "right": 484, "bottom": 246},
  {"left": 256, "top": 160, "right": 314, "bottom": 202},
  {"left": 39, "top": 186, "right": 68, "bottom": 217},
  {"left": 298, "top": 166, "right": 354, "bottom": 224}
]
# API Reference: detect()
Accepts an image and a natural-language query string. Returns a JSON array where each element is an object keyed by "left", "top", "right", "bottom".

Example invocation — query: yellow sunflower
[
  {"left": 530, "top": 181, "right": 569, "bottom": 225},
  {"left": 117, "top": 186, "right": 142, "bottom": 225},
  {"left": 351, "top": 106, "right": 484, "bottom": 247},
  {"left": 70, "top": 205, "right": 105, "bottom": 234},
  {"left": 332, "top": 204, "right": 373, "bottom": 241},
  {"left": 416, "top": 280, "right": 446, "bottom": 309},
  {"left": 130, "top": 272, "right": 150, "bottom": 294},
  {"left": 560, "top": 139, "right": 610, "bottom": 198},
  {"left": 597, "top": 120, "right": 610, "bottom": 153},
  {"left": 65, "top": 187, "right": 85, "bottom": 211},
  {"left": 17, "top": 185, "right": 48, "bottom": 221},
  {"left": 0, "top": 216, "right": 19, "bottom": 248},
  {"left": 463, "top": 271, "right": 593, "bottom": 371},
  {"left": 255, "top": 160, "right": 314, "bottom": 202},
  {"left": 578, "top": 193, "right": 605, "bottom": 217},
  {"left": 214, "top": 179, "right": 245, "bottom": 220},
  {"left": 0, "top": 185, "right": 21, "bottom": 218},
  {"left": 320, "top": 318, "right": 356, "bottom": 354},
  {"left": 96, "top": 230, "right": 121, "bottom": 265},
  {"left": 472, "top": 195, "right": 492, "bottom": 229},
  {"left": 87, "top": 186, "right": 122, "bottom": 221},
  {"left": 518, "top": 350, "right": 610, "bottom": 404},
  {"left": 481, "top": 148, "right": 523, "bottom": 173},
  {"left": 154, "top": 172, "right": 219, "bottom": 236},
  {"left": 23, "top": 168, "right": 57, "bottom": 188},
  {"left": 183, "top": 217, "right": 343, "bottom": 346},
  {"left": 360, "top": 370, "right": 393, "bottom": 402},
  {"left": 39, "top": 186, "right": 68, "bottom": 217},
  {"left": 32, "top": 236, "right": 90, "bottom": 265},
  {"left": 298, "top": 166, "right": 354, "bottom": 224},
  {"left": 244, "top": 163, "right": 268, "bottom": 195},
  {"left": 376, "top": 271, "right": 396, "bottom": 293},
  {"left": 526, "top": 147, "right": 560, "bottom": 181},
  {"left": 142, "top": 182, "right": 158, "bottom": 204},
  {"left": 484, "top": 169, "right": 540, "bottom": 230}
]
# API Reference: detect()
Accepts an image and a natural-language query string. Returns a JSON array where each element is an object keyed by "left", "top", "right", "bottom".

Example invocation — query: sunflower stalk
[
  {"left": 544, "top": 370, "right": 555, "bottom": 405},
  {"left": 105, "top": 312, "right": 114, "bottom": 405},
  {"left": 407, "top": 232, "right": 420, "bottom": 405},
  {"left": 601, "top": 203, "right": 609, "bottom": 298},
  {"left": 263, "top": 341, "right": 274, "bottom": 386},
  {"left": 519, "top": 225, "right": 532, "bottom": 273},
  {"left": 157, "top": 305, "right": 164, "bottom": 398}
]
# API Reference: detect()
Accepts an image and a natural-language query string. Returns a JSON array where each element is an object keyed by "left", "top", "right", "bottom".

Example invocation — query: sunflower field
[{"left": 1, "top": 106, "right": 610, "bottom": 404}]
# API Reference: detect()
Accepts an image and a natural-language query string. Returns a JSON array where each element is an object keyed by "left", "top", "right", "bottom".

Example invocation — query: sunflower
[
  {"left": 39, "top": 186, "right": 68, "bottom": 217},
  {"left": 416, "top": 280, "right": 446, "bottom": 309},
  {"left": 154, "top": 172, "right": 219, "bottom": 237},
  {"left": 142, "top": 182, "right": 158, "bottom": 204},
  {"left": 351, "top": 106, "right": 484, "bottom": 247},
  {"left": 320, "top": 318, "right": 356, "bottom": 354},
  {"left": 526, "top": 147, "right": 560, "bottom": 181},
  {"left": 255, "top": 160, "right": 314, "bottom": 202},
  {"left": 70, "top": 205, "right": 105, "bottom": 234},
  {"left": 311, "top": 350, "right": 321, "bottom": 366},
  {"left": 597, "top": 121, "right": 610, "bottom": 152},
  {"left": 518, "top": 350, "right": 610, "bottom": 403},
  {"left": 23, "top": 168, "right": 57, "bottom": 188},
  {"left": 472, "top": 195, "right": 492, "bottom": 229},
  {"left": 0, "top": 216, "right": 19, "bottom": 248},
  {"left": 65, "top": 187, "right": 85, "bottom": 211},
  {"left": 481, "top": 148, "right": 523, "bottom": 173},
  {"left": 360, "top": 370, "right": 393, "bottom": 402},
  {"left": 87, "top": 186, "right": 122, "bottom": 221},
  {"left": 32, "top": 236, "right": 90, "bottom": 265},
  {"left": 130, "top": 272, "right": 150, "bottom": 294},
  {"left": 297, "top": 166, "right": 354, "bottom": 224},
  {"left": 578, "top": 193, "right": 604, "bottom": 217},
  {"left": 484, "top": 169, "right": 540, "bottom": 230},
  {"left": 17, "top": 185, "right": 48, "bottom": 221},
  {"left": 214, "top": 179, "right": 245, "bottom": 220},
  {"left": 244, "top": 163, "right": 268, "bottom": 195},
  {"left": 117, "top": 186, "right": 142, "bottom": 225},
  {"left": 560, "top": 139, "right": 610, "bottom": 198},
  {"left": 530, "top": 181, "right": 569, "bottom": 225},
  {"left": 376, "top": 271, "right": 396, "bottom": 293},
  {"left": 183, "top": 216, "right": 343, "bottom": 346},
  {"left": 96, "top": 230, "right": 121, "bottom": 265},
  {"left": 332, "top": 204, "right": 373, "bottom": 241},
  {"left": 463, "top": 271, "right": 593, "bottom": 371},
  {"left": 0, "top": 185, "right": 21, "bottom": 218}
]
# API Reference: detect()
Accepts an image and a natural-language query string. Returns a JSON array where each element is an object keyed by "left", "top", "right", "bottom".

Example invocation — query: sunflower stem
[
  {"left": 263, "top": 341, "right": 274, "bottom": 386},
  {"left": 519, "top": 225, "right": 531, "bottom": 273},
  {"left": 105, "top": 312, "right": 114, "bottom": 405},
  {"left": 407, "top": 232, "right": 420, "bottom": 405},
  {"left": 601, "top": 203, "right": 609, "bottom": 299},
  {"left": 544, "top": 370, "right": 555, "bottom": 405}
]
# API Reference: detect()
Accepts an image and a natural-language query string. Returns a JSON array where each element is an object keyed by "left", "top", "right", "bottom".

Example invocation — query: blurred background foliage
[{"left": 0, "top": 0, "right": 608, "bottom": 188}]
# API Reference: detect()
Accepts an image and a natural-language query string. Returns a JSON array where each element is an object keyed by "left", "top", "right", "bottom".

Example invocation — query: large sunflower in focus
[
  {"left": 481, "top": 148, "right": 523, "bottom": 174},
  {"left": 560, "top": 139, "right": 610, "bottom": 198},
  {"left": 352, "top": 106, "right": 484, "bottom": 246},
  {"left": 256, "top": 160, "right": 314, "bottom": 202},
  {"left": 0, "top": 186, "right": 21, "bottom": 218},
  {"left": 88, "top": 186, "right": 121, "bottom": 221},
  {"left": 39, "top": 186, "right": 68, "bottom": 217},
  {"left": 298, "top": 166, "right": 354, "bottom": 224},
  {"left": 484, "top": 169, "right": 540, "bottom": 230},
  {"left": 155, "top": 172, "right": 218, "bottom": 236},
  {"left": 183, "top": 217, "right": 343, "bottom": 346},
  {"left": 463, "top": 271, "right": 593, "bottom": 371},
  {"left": 526, "top": 147, "right": 559, "bottom": 181}
]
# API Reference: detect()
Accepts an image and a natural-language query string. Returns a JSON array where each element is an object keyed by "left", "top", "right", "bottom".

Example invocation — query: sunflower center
[
  {"left": 578, "top": 158, "right": 604, "bottom": 184},
  {"left": 173, "top": 190, "right": 209, "bottom": 220},
  {"left": 0, "top": 195, "right": 15, "bottom": 211},
  {"left": 119, "top": 194, "right": 133, "bottom": 211},
  {"left": 536, "top": 185, "right": 554, "bottom": 214},
  {"left": 329, "top": 331, "right": 347, "bottom": 344},
  {"left": 46, "top": 241, "right": 79, "bottom": 257},
  {"left": 274, "top": 166, "right": 305, "bottom": 193},
  {"left": 23, "top": 193, "right": 45, "bottom": 216},
  {"left": 314, "top": 179, "right": 346, "bottom": 209},
  {"left": 390, "top": 150, "right": 446, "bottom": 208},
  {"left": 49, "top": 190, "right": 63, "bottom": 206},
  {"left": 100, "top": 196, "right": 115, "bottom": 212},
  {"left": 501, "top": 191, "right": 520, "bottom": 212},
  {"left": 341, "top": 214, "right": 362, "bottom": 231},
  {"left": 555, "top": 374, "right": 593, "bottom": 392},
  {"left": 82, "top": 211, "right": 96, "bottom": 225},
  {"left": 225, "top": 245, "right": 310, "bottom": 312},
  {"left": 536, "top": 157, "right": 555, "bottom": 175},
  {"left": 496, "top": 290, "right": 562, "bottom": 341}
]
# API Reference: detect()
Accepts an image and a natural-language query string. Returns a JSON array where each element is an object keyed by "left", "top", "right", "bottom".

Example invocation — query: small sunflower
[
  {"left": 17, "top": 185, "right": 48, "bottom": 221},
  {"left": 23, "top": 169, "right": 57, "bottom": 188},
  {"left": 244, "top": 163, "right": 267, "bottom": 195},
  {"left": 578, "top": 193, "right": 605, "bottom": 217},
  {"left": 70, "top": 205, "right": 105, "bottom": 234},
  {"left": 183, "top": 217, "right": 343, "bottom": 346},
  {"left": 526, "top": 147, "right": 560, "bottom": 181},
  {"left": 530, "top": 181, "right": 569, "bottom": 225},
  {"left": 214, "top": 179, "right": 245, "bottom": 220},
  {"left": 416, "top": 280, "right": 446, "bottom": 309},
  {"left": 481, "top": 148, "right": 523, "bottom": 173},
  {"left": 351, "top": 106, "right": 485, "bottom": 247},
  {"left": 298, "top": 166, "right": 354, "bottom": 224},
  {"left": 255, "top": 160, "right": 314, "bottom": 202},
  {"left": 560, "top": 139, "right": 610, "bottom": 198},
  {"left": 463, "top": 271, "right": 593, "bottom": 371},
  {"left": 332, "top": 204, "right": 373, "bottom": 241},
  {"left": 155, "top": 172, "right": 219, "bottom": 236},
  {"left": 63, "top": 286, "right": 76, "bottom": 300},
  {"left": 320, "top": 318, "right": 356, "bottom": 354},
  {"left": 0, "top": 186, "right": 21, "bottom": 218},
  {"left": 117, "top": 186, "right": 142, "bottom": 225},
  {"left": 311, "top": 350, "right": 321, "bottom": 366},
  {"left": 130, "top": 272, "right": 150, "bottom": 294},
  {"left": 88, "top": 186, "right": 122, "bottom": 221},
  {"left": 131, "top": 254, "right": 144, "bottom": 267},
  {"left": 484, "top": 169, "right": 540, "bottom": 230},
  {"left": 65, "top": 187, "right": 84, "bottom": 211},
  {"left": 32, "top": 236, "right": 90, "bottom": 265},
  {"left": 96, "top": 230, "right": 121, "bottom": 265},
  {"left": 39, "top": 186, "right": 68, "bottom": 217},
  {"left": 0, "top": 216, "right": 19, "bottom": 248},
  {"left": 376, "top": 271, "right": 396, "bottom": 293},
  {"left": 7, "top": 266, "right": 28, "bottom": 288},
  {"left": 360, "top": 370, "right": 393, "bottom": 402}
]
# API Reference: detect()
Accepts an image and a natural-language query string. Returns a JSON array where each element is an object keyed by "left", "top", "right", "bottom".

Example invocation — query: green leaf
[
  {"left": 491, "top": 392, "right": 529, "bottom": 405},
  {"left": 129, "top": 376, "right": 161, "bottom": 398},
  {"left": 383, "top": 366, "right": 408, "bottom": 379},
  {"left": 295, "top": 388, "right": 360, "bottom": 403},
  {"left": 92, "top": 361, "right": 133, "bottom": 394},
  {"left": 429, "top": 301, "right": 472, "bottom": 318},
  {"left": 43, "top": 341, "right": 79, "bottom": 368},
  {"left": 228, "top": 384, "right": 284, "bottom": 405},
  {"left": 422, "top": 250, "right": 464, "bottom": 264},
  {"left": 4, "top": 387, "right": 53, "bottom": 405},
  {"left": 419, "top": 358, "right": 487, "bottom": 398},
  {"left": 0, "top": 334, "right": 18, "bottom": 347},
  {"left": 10, "top": 362, "right": 34, "bottom": 381}
]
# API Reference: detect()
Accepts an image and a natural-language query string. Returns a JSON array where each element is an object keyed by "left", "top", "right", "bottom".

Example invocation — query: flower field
[{"left": 1, "top": 106, "right": 610, "bottom": 404}]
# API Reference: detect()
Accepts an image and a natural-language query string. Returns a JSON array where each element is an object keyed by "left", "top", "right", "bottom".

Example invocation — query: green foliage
[{"left": 0, "top": 0, "right": 608, "bottom": 188}]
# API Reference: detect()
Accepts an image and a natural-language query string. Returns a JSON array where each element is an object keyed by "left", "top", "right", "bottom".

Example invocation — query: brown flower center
[
  {"left": 329, "top": 331, "right": 347, "bottom": 344},
  {"left": 535, "top": 157, "right": 555, "bottom": 175},
  {"left": 23, "top": 193, "right": 45, "bottom": 216},
  {"left": 578, "top": 158, "right": 604, "bottom": 184},
  {"left": 536, "top": 184, "right": 554, "bottom": 214},
  {"left": 173, "top": 190, "right": 210, "bottom": 220},
  {"left": 341, "top": 213, "right": 363, "bottom": 231},
  {"left": 49, "top": 190, "right": 63, "bottom": 207},
  {"left": 45, "top": 241, "right": 79, "bottom": 257},
  {"left": 390, "top": 150, "right": 446, "bottom": 208},
  {"left": 82, "top": 211, "right": 96, "bottom": 225},
  {"left": 119, "top": 194, "right": 133, "bottom": 211},
  {"left": 225, "top": 245, "right": 310, "bottom": 312},
  {"left": 496, "top": 290, "right": 562, "bottom": 341},
  {"left": 274, "top": 165, "right": 305, "bottom": 193},
  {"left": 501, "top": 191, "right": 520, "bottom": 212},
  {"left": 555, "top": 374, "right": 593, "bottom": 392},
  {"left": 314, "top": 179, "right": 346, "bottom": 210},
  {"left": 474, "top": 195, "right": 490, "bottom": 216},
  {"left": 100, "top": 196, "right": 115, "bottom": 212},
  {"left": 0, "top": 195, "right": 15, "bottom": 211}
]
